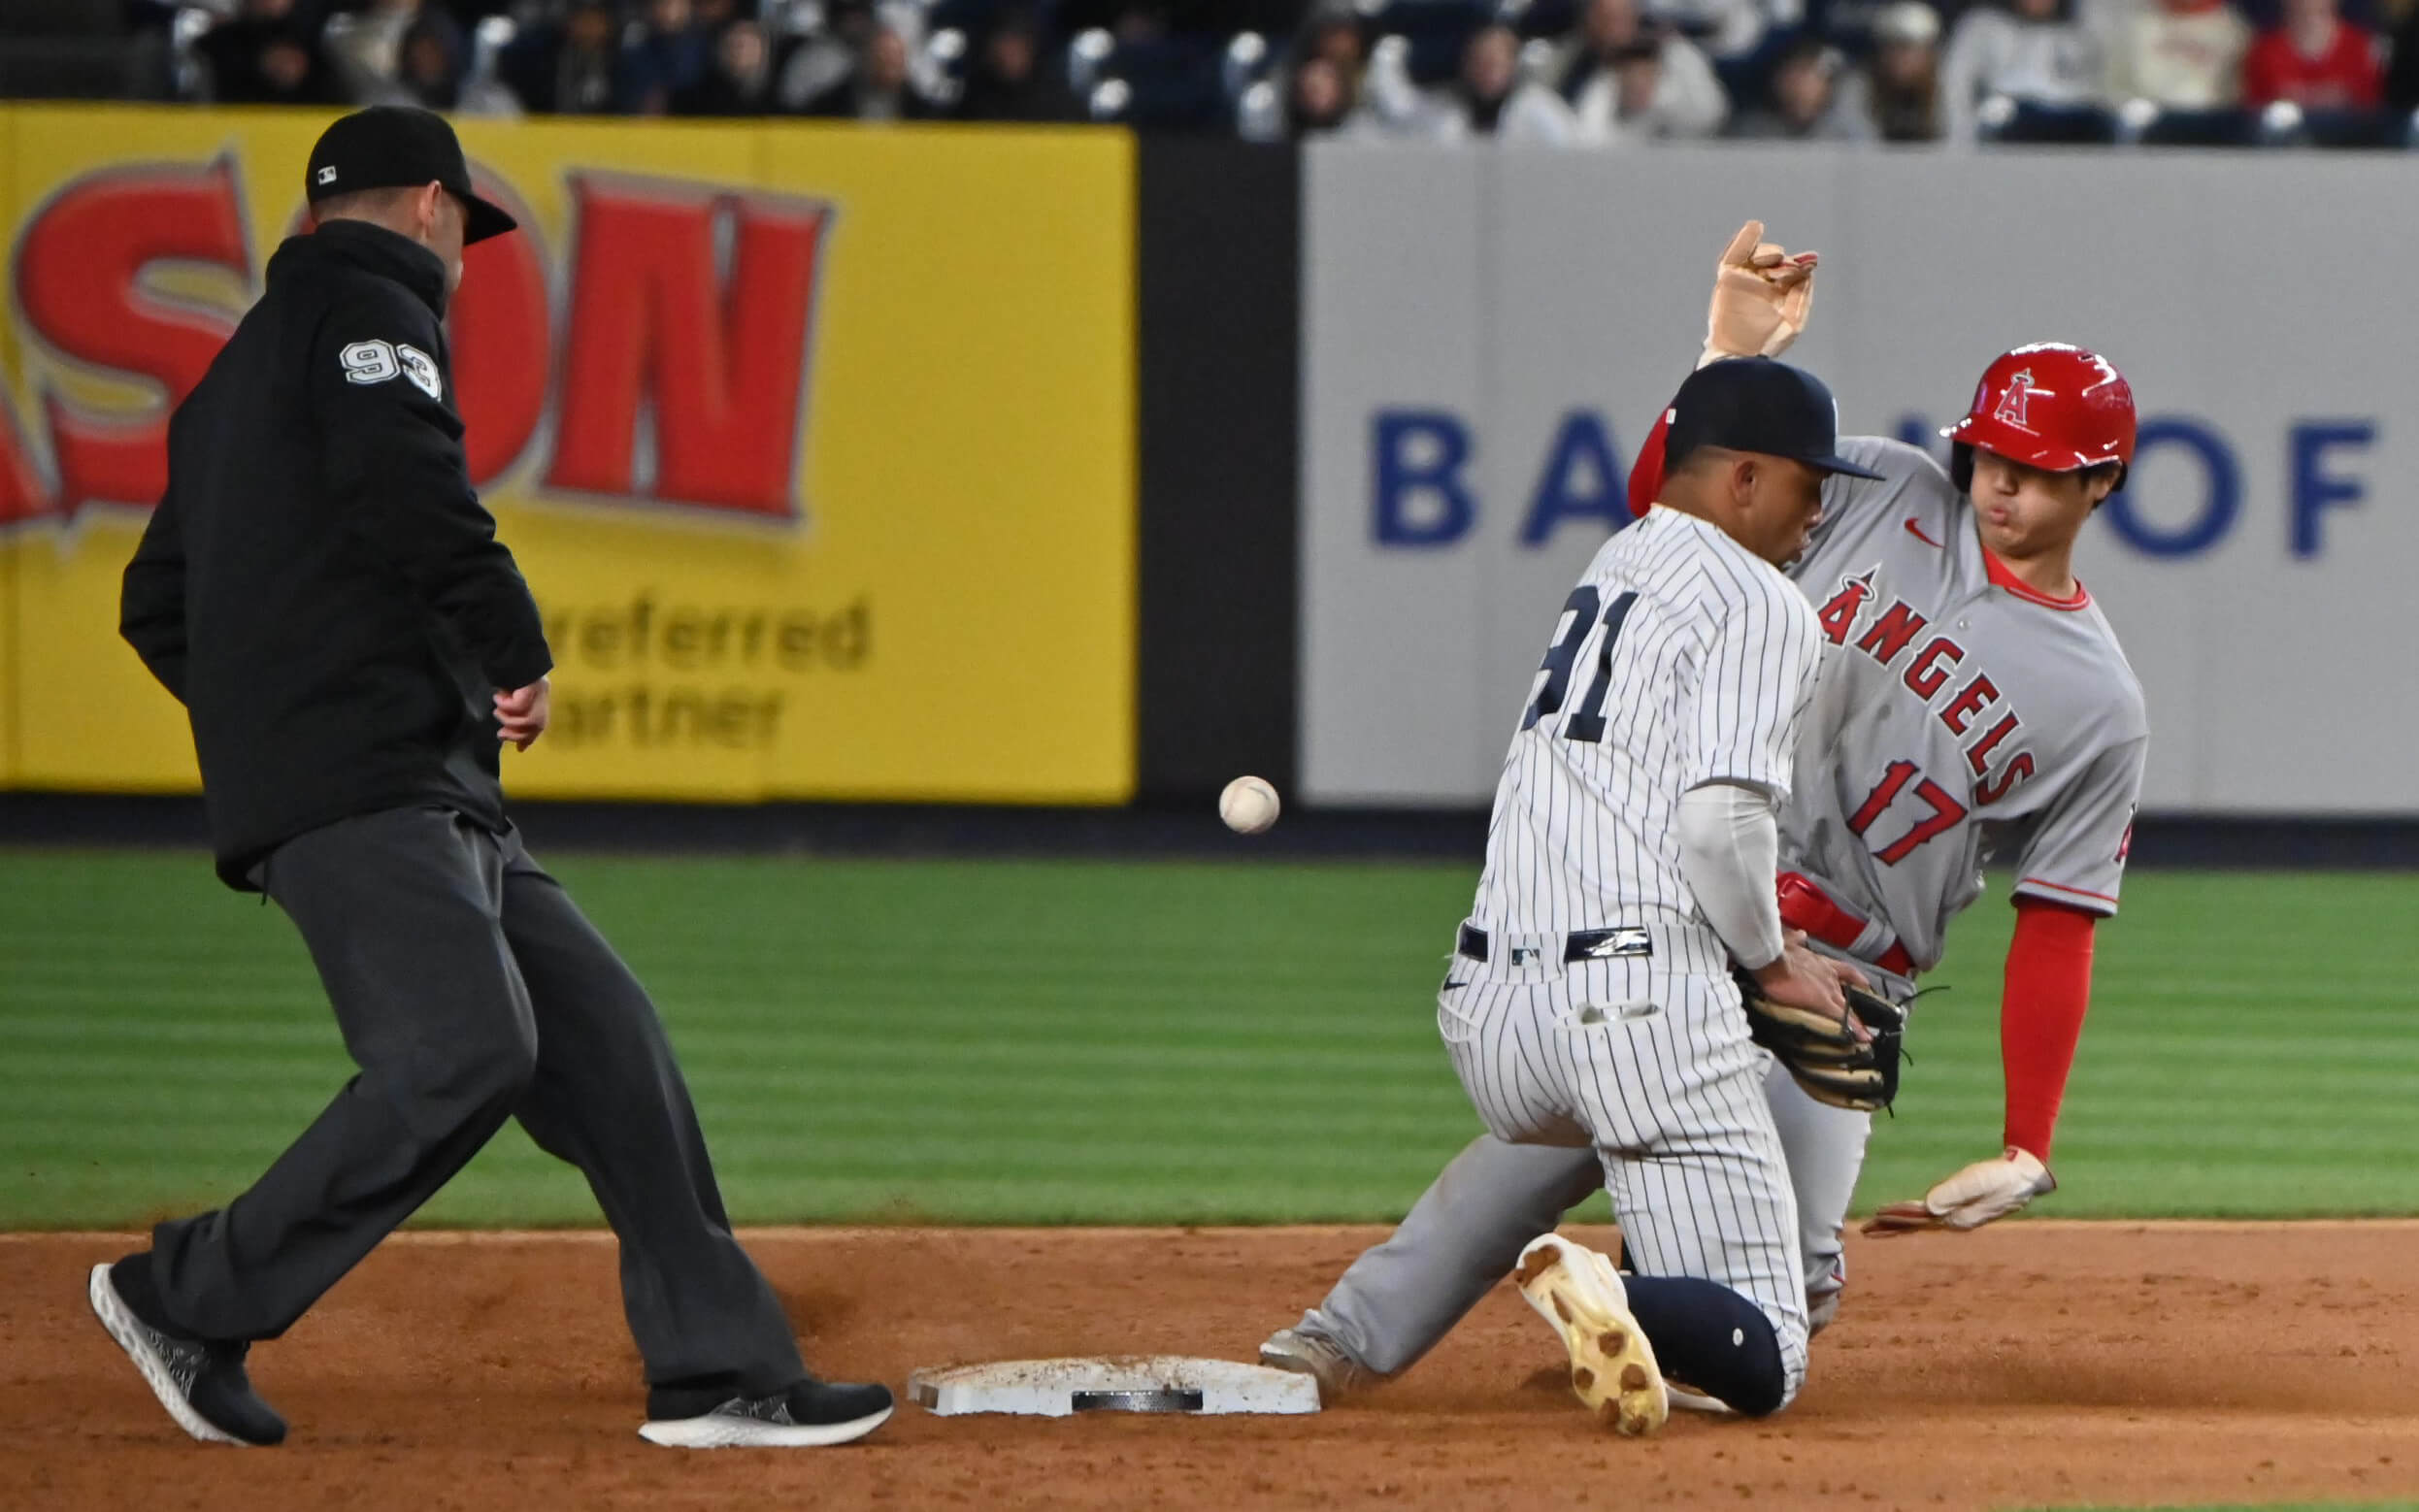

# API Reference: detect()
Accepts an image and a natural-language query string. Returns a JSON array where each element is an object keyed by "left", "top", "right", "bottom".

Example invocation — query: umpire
[{"left": 94, "top": 106, "right": 891, "bottom": 1451}]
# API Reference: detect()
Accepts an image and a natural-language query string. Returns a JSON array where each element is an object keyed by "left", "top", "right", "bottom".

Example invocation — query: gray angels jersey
[
  {"left": 1780, "top": 436, "right": 2149, "bottom": 971},
  {"left": 1472, "top": 507, "right": 1824, "bottom": 947}
]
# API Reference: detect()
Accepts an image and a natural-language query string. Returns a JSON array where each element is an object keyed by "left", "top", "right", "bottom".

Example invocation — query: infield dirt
[{"left": 5, "top": 1222, "right": 2415, "bottom": 1511}]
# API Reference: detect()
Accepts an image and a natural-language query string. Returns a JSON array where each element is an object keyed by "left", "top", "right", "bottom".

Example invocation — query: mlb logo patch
[{"left": 316, "top": 166, "right": 338, "bottom": 186}]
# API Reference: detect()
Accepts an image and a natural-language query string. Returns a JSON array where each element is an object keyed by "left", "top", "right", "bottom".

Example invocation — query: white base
[{"left": 908, "top": 1356, "right": 1320, "bottom": 1417}]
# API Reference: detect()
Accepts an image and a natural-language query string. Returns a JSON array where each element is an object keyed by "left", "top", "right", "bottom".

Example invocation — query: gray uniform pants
[
  {"left": 146, "top": 805, "right": 805, "bottom": 1393},
  {"left": 1305, "top": 949, "right": 1907, "bottom": 1377}
]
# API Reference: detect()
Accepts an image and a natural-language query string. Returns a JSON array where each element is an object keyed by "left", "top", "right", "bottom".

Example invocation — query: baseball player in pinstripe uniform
[
  {"left": 1263, "top": 225, "right": 2147, "bottom": 1420},
  {"left": 1429, "top": 355, "right": 1884, "bottom": 1431}
]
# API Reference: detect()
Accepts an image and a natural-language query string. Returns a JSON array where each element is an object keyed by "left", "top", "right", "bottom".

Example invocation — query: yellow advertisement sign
[{"left": 0, "top": 106, "right": 1135, "bottom": 802}]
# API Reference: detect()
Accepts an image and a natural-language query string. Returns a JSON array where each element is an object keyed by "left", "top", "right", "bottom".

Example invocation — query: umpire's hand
[{"left": 494, "top": 676, "right": 550, "bottom": 750}]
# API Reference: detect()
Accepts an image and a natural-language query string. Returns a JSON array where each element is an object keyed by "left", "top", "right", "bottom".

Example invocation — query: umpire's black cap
[
  {"left": 306, "top": 106, "right": 517, "bottom": 245},
  {"left": 1665, "top": 357, "right": 1885, "bottom": 480}
]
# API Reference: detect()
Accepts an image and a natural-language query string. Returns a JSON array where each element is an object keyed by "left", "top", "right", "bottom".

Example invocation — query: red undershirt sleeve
[
  {"left": 1627, "top": 404, "right": 1672, "bottom": 520},
  {"left": 2002, "top": 897, "right": 2098, "bottom": 1161}
]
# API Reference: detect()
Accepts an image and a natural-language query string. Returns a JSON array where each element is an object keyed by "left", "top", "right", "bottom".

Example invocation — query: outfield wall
[
  {"left": 0, "top": 114, "right": 2408, "bottom": 817},
  {"left": 0, "top": 106, "right": 1136, "bottom": 804},
  {"left": 1298, "top": 147, "right": 2419, "bottom": 815}
]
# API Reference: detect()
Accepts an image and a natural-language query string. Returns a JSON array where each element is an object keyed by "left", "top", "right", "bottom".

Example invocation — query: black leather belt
[{"left": 1456, "top": 923, "right": 1653, "bottom": 966}]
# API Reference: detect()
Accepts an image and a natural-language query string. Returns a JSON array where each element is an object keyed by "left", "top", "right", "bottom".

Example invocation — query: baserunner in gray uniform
[{"left": 1262, "top": 224, "right": 2149, "bottom": 1406}]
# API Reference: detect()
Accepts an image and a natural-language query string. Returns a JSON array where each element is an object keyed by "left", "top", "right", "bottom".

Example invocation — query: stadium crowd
[{"left": 6, "top": 0, "right": 2416, "bottom": 145}]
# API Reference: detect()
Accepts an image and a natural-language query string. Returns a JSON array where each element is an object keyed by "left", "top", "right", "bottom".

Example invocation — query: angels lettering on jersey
[
  {"left": 1773, "top": 435, "right": 2148, "bottom": 973},
  {"left": 1810, "top": 566, "right": 2035, "bottom": 809}
]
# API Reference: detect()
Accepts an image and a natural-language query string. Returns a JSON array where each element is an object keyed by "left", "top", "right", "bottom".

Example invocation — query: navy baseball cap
[
  {"left": 1664, "top": 357, "right": 1884, "bottom": 480},
  {"left": 306, "top": 106, "right": 517, "bottom": 245}
]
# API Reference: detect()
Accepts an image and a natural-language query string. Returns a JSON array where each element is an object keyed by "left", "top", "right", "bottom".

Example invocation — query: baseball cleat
[
  {"left": 1664, "top": 1379, "right": 1740, "bottom": 1417},
  {"left": 1514, "top": 1234, "right": 1668, "bottom": 1437},
  {"left": 1259, "top": 1327, "right": 1379, "bottom": 1400},
  {"left": 87, "top": 1261, "right": 287, "bottom": 1447},
  {"left": 640, "top": 1376, "right": 895, "bottom": 1448}
]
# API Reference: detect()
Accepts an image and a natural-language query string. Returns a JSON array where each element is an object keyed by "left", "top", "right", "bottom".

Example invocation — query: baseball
[{"left": 1218, "top": 775, "right": 1281, "bottom": 835}]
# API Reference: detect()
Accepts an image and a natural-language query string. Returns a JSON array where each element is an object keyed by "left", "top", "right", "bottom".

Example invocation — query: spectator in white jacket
[
  {"left": 1939, "top": 0, "right": 2109, "bottom": 138},
  {"left": 1558, "top": 0, "right": 1731, "bottom": 141},
  {"left": 1413, "top": 23, "right": 1585, "bottom": 143},
  {"left": 2107, "top": 0, "right": 2251, "bottom": 108}
]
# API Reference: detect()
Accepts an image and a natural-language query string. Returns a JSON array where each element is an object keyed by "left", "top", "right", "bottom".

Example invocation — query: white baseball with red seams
[{"left": 1218, "top": 775, "right": 1281, "bottom": 835}]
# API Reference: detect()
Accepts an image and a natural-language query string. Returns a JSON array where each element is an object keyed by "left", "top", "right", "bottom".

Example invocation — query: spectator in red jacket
[{"left": 2242, "top": 0, "right": 2384, "bottom": 110}]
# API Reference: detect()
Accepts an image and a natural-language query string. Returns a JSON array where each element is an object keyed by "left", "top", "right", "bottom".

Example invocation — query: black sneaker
[
  {"left": 639, "top": 1374, "right": 895, "bottom": 1448},
  {"left": 87, "top": 1260, "right": 287, "bottom": 1446}
]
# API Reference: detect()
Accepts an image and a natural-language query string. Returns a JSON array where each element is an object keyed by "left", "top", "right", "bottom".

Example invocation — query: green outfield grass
[{"left": 4, "top": 851, "right": 2416, "bottom": 1229}]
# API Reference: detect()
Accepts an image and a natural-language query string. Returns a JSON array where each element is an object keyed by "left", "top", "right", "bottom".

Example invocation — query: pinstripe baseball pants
[{"left": 1437, "top": 948, "right": 1811, "bottom": 1403}]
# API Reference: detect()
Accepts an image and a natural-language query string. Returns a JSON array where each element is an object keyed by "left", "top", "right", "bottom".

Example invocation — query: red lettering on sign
[
  {"left": 547, "top": 176, "right": 831, "bottom": 517},
  {"left": 15, "top": 157, "right": 249, "bottom": 515},
  {"left": 0, "top": 401, "right": 49, "bottom": 524},
  {"left": 449, "top": 170, "right": 551, "bottom": 487}
]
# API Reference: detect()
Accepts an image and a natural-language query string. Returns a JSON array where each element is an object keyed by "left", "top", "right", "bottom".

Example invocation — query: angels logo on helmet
[{"left": 1991, "top": 369, "right": 2038, "bottom": 431}]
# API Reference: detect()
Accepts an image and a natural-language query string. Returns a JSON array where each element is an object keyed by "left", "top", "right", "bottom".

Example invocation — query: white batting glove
[
  {"left": 1700, "top": 219, "right": 1818, "bottom": 369},
  {"left": 1861, "top": 1147, "right": 2055, "bottom": 1236}
]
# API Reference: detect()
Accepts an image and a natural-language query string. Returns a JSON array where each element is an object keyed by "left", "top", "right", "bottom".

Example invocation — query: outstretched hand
[
  {"left": 1862, "top": 1147, "right": 2055, "bottom": 1235},
  {"left": 1704, "top": 219, "right": 1818, "bottom": 367}
]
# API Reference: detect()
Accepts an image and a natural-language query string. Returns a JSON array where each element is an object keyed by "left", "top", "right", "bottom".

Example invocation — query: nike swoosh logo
[
  {"left": 1442, "top": 980, "right": 1469, "bottom": 991},
  {"left": 1904, "top": 517, "right": 1944, "bottom": 548}
]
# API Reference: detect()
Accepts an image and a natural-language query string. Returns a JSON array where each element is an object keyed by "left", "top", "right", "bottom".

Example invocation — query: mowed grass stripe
[{"left": 3, "top": 851, "right": 2415, "bottom": 1227}]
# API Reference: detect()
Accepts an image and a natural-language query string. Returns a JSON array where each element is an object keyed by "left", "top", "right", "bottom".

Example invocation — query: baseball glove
[{"left": 1734, "top": 970, "right": 1905, "bottom": 1113}]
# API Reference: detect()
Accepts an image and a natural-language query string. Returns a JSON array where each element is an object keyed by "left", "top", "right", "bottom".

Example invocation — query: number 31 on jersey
[{"left": 1520, "top": 586, "right": 1639, "bottom": 743}]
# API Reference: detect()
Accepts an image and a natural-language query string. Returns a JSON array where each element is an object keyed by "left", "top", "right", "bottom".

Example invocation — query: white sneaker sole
[
  {"left": 1514, "top": 1236, "right": 1669, "bottom": 1438},
  {"left": 1665, "top": 1382, "right": 1738, "bottom": 1416},
  {"left": 638, "top": 1403, "right": 894, "bottom": 1448},
  {"left": 86, "top": 1264, "right": 246, "bottom": 1447}
]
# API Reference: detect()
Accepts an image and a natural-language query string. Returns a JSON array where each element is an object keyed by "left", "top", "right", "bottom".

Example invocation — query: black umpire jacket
[{"left": 120, "top": 219, "right": 552, "bottom": 889}]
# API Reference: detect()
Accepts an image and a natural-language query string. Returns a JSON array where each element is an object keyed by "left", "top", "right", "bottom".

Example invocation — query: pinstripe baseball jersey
[
  {"left": 1470, "top": 506, "right": 1824, "bottom": 947},
  {"left": 1780, "top": 436, "right": 2149, "bottom": 971}
]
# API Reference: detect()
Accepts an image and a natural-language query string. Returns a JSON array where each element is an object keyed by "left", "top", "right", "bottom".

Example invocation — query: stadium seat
[
  {"left": 2118, "top": 103, "right": 2258, "bottom": 148},
  {"left": 1362, "top": 0, "right": 1493, "bottom": 85},
  {"left": 1978, "top": 98, "right": 2119, "bottom": 145},
  {"left": 925, "top": 0, "right": 996, "bottom": 33},
  {"left": 0, "top": 0, "right": 141, "bottom": 98},
  {"left": 1506, "top": 0, "right": 1583, "bottom": 38},
  {"left": 0, "top": 36, "right": 144, "bottom": 97},
  {"left": 2293, "top": 107, "right": 2397, "bottom": 148},
  {"left": 2243, "top": 100, "right": 2398, "bottom": 148},
  {"left": 2, "top": 0, "right": 123, "bottom": 35},
  {"left": 1078, "top": 33, "right": 1234, "bottom": 132}
]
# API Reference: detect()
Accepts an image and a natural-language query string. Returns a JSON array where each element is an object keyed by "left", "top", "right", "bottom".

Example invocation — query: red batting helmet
[{"left": 1943, "top": 343, "right": 2136, "bottom": 491}]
